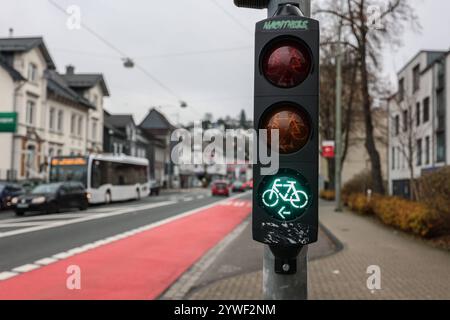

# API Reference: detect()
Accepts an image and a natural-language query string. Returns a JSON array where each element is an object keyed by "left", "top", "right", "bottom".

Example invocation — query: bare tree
[
  {"left": 316, "top": 0, "right": 419, "bottom": 194},
  {"left": 319, "top": 40, "right": 363, "bottom": 189}
]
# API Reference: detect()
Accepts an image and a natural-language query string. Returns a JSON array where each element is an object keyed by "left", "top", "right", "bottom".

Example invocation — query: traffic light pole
[
  {"left": 335, "top": 14, "right": 343, "bottom": 212},
  {"left": 263, "top": 0, "right": 310, "bottom": 301}
]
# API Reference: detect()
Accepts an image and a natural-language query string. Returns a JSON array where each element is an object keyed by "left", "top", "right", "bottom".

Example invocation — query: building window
[
  {"left": 26, "top": 100, "right": 35, "bottom": 125},
  {"left": 413, "top": 64, "right": 420, "bottom": 92},
  {"left": 403, "top": 109, "right": 408, "bottom": 132},
  {"left": 77, "top": 116, "right": 83, "bottom": 137},
  {"left": 398, "top": 78, "right": 405, "bottom": 101},
  {"left": 425, "top": 136, "right": 430, "bottom": 165},
  {"left": 28, "top": 63, "right": 38, "bottom": 82},
  {"left": 423, "top": 97, "right": 430, "bottom": 123},
  {"left": 394, "top": 115, "right": 400, "bottom": 136},
  {"left": 92, "top": 94, "right": 98, "bottom": 109},
  {"left": 92, "top": 121, "right": 97, "bottom": 140},
  {"left": 416, "top": 102, "right": 420, "bottom": 127},
  {"left": 49, "top": 107, "right": 56, "bottom": 131},
  {"left": 57, "top": 110, "right": 64, "bottom": 132},
  {"left": 437, "top": 132, "right": 446, "bottom": 163},
  {"left": 436, "top": 89, "right": 445, "bottom": 131},
  {"left": 71, "top": 114, "right": 76, "bottom": 135},
  {"left": 416, "top": 139, "right": 422, "bottom": 166},
  {"left": 392, "top": 147, "right": 396, "bottom": 170},
  {"left": 48, "top": 148, "right": 54, "bottom": 158}
]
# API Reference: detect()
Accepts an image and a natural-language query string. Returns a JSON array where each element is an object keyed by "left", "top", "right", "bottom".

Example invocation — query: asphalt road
[{"left": 0, "top": 188, "right": 235, "bottom": 272}]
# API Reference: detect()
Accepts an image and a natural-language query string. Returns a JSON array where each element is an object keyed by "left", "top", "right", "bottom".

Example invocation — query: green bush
[{"left": 342, "top": 171, "right": 373, "bottom": 204}]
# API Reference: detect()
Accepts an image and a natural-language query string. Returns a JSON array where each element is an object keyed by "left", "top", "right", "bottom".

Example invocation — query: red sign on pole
[{"left": 322, "top": 141, "right": 335, "bottom": 158}]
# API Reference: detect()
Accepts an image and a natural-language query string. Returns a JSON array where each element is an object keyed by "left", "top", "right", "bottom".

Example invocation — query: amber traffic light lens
[
  {"left": 261, "top": 104, "right": 311, "bottom": 154},
  {"left": 262, "top": 39, "right": 312, "bottom": 88}
]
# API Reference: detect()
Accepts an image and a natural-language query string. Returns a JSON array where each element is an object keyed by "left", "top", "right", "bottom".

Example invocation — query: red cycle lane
[{"left": 0, "top": 199, "right": 251, "bottom": 300}]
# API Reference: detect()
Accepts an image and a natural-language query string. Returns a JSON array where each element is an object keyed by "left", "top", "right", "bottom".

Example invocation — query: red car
[
  {"left": 211, "top": 180, "right": 230, "bottom": 197},
  {"left": 242, "top": 179, "right": 253, "bottom": 190}
]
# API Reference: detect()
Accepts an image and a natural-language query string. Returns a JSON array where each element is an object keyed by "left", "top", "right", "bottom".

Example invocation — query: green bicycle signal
[{"left": 258, "top": 169, "right": 312, "bottom": 221}]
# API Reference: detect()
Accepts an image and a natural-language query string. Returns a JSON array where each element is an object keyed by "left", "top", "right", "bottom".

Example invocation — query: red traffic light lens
[
  {"left": 262, "top": 38, "right": 312, "bottom": 88},
  {"left": 261, "top": 104, "right": 311, "bottom": 154}
]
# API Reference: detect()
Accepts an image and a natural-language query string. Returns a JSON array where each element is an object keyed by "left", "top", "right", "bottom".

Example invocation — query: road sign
[
  {"left": 0, "top": 112, "right": 17, "bottom": 133},
  {"left": 252, "top": 7, "right": 319, "bottom": 247},
  {"left": 322, "top": 140, "right": 335, "bottom": 158}
]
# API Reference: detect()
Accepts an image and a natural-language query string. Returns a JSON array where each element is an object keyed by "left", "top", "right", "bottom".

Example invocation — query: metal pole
[
  {"left": 263, "top": 0, "right": 310, "bottom": 301},
  {"left": 334, "top": 12, "right": 343, "bottom": 212}
]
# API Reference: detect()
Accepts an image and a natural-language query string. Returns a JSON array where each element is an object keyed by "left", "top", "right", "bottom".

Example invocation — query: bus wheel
[{"left": 105, "top": 191, "right": 112, "bottom": 204}]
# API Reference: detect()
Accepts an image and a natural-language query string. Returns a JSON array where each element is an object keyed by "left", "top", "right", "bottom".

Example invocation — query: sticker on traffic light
[{"left": 257, "top": 168, "right": 312, "bottom": 221}]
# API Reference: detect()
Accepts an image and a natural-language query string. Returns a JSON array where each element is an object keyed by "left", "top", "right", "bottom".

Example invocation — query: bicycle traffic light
[{"left": 252, "top": 6, "right": 320, "bottom": 250}]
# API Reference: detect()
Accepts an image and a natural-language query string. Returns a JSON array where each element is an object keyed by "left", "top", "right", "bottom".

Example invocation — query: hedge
[
  {"left": 319, "top": 190, "right": 335, "bottom": 201},
  {"left": 345, "top": 194, "right": 441, "bottom": 238}
]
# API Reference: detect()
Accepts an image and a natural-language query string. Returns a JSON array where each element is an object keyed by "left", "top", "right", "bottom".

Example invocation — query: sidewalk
[{"left": 164, "top": 200, "right": 450, "bottom": 300}]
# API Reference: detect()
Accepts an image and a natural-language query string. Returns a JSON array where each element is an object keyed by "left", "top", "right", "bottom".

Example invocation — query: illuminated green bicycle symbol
[{"left": 262, "top": 178, "right": 309, "bottom": 220}]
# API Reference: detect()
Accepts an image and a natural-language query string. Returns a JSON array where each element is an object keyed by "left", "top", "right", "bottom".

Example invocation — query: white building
[
  {"left": 0, "top": 37, "right": 109, "bottom": 181},
  {"left": 388, "top": 49, "right": 450, "bottom": 198}
]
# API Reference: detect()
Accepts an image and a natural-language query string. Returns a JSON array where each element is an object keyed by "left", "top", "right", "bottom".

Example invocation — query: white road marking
[
  {"left": 0, "top": 272, "right": 18, "bottom": 281},
  {"left": 12, "top": 264, "right": 40, "bottom": 273},
  {"left": 0, "top": 192, "right": 251, "bottom": 281},
  {"left": 183, "top": 197, "right": 193, "bottom": 202},
  {"left": 0, "top": 201, "right": 175, "bottom": 239},
  {"left": 0, "top": 221, "right": 52, "bottom": 228},
  {"left": 34, "top": 258, "right": 58, "bottom": 266}
]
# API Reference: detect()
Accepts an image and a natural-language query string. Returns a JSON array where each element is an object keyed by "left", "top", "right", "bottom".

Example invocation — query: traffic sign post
[{"left": 234, "top": 0, "right": 317, "bottom": 300}]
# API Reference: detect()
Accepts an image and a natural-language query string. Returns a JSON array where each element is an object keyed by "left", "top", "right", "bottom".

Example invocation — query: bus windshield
[{"left": 49, "top": 158, "right": 87, "bottom": 187}]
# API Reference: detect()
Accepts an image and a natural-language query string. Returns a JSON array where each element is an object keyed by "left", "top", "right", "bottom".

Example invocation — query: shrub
[
  {"left": 320, "top": 190, "right": 335, "bottom": 201},
  {"left": 342, "top": 170, "right": 373, "bottom": 204},
  {"left": 418, "top": 166, "right": 450, "bottom": 235},
  {"left": 371, "top": 196, "right": 440, "bottom": 238},
  {"left": 347, "top": 193, "right": 373, "bottom": 215}
]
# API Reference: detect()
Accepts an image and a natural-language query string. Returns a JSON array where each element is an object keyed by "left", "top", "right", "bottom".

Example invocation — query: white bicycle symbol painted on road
[{"left": 262, "top": 178, "right": 309, "bottom": 210}]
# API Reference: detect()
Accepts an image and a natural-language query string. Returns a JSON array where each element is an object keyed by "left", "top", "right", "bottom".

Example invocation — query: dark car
[
  {"left": 231, "top": 181, "right": 246, "bottom": 193},
  {"left": 0, "top": 183, "right": 25, "bottom": 210},
  {"left": 13, "top": 182, "right": 89, "bottom": 216},
  {"left": 211, "top": 180, "right": 230, "bottom": 197}
]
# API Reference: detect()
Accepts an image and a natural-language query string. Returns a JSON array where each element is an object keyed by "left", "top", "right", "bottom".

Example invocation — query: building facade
[
  {"left": 388, "top": 50, "right": 450, "bottom": 198},
  {"left": 0, "top": 37, "right": 109, "bottom": 181}
]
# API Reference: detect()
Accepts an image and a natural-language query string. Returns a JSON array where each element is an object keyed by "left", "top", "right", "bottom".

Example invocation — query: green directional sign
[
  {"left": 257, "top": 168, "right": 312, "bottom": 222},
  {"left": 0, "top": 112, "right": 17, "bottom": 133}
]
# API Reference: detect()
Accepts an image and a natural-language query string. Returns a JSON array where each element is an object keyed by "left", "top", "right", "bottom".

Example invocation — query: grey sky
[{"left": 1, "top": 0, "right": 449, "bottom": 125}]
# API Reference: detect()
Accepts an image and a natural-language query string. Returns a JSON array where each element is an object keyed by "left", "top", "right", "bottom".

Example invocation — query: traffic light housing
[{"left": 253, "top": 9, "right": 319, "bottom": 249}]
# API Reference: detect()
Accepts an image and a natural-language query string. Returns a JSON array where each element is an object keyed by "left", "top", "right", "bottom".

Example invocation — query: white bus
[{"left": 49, "top": 154, "right": 150, "bottom": 204}]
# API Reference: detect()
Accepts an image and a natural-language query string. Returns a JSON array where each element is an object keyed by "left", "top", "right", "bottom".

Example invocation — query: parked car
[
  {"left": 211, "top": 180, "right": 230, "bottom": 197},
  {"left": 231, "top": 181, "right": 246, "bottom": 193},
  {"left": 19, "top": 179, "right": 45, "bottom": 194},
  {"left": 0, "top": 182, "right": 25, "bottom": 210},
  {"left": 149, "top": 180, "right": 161, "bottom": 196},
  {"left": 12, "top": 182, "right": 89, "bottom": 216},
  {"left": 242, "top": 179, "right": 253, "bottom": 190}
]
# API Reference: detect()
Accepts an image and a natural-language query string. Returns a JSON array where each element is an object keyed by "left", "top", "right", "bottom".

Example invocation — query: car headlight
[
  {"left": 11, "top": 197, "right": 18, "bottom": 205},
  {"left": 32, "top": 197, "right": 46, "bottom": 204}
]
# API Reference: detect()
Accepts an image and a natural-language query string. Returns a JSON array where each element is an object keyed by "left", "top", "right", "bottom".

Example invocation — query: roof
[
  {"left": 106, "top": 114, "right": 135, "bottom": 128},
  {"left": 45, "top": 70, "right": 95, "bottom": 109},
  {"left": 397, "top": 50, "right": 447, "bottom": 75},
  {"left": 0, "top": 55, "right": 24, "bottom": 81},
  {"left": 0, "top": 37, "right": 56, "bottom": 69},
  {"left": 422, "top": 50, "right": 450, "bottom": 74},
  {"left": 62, "top": 73, "right": 110, "bottom": 96},
  {"left": 139, "top": 108, "right": 176, "bottom": 131}
]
